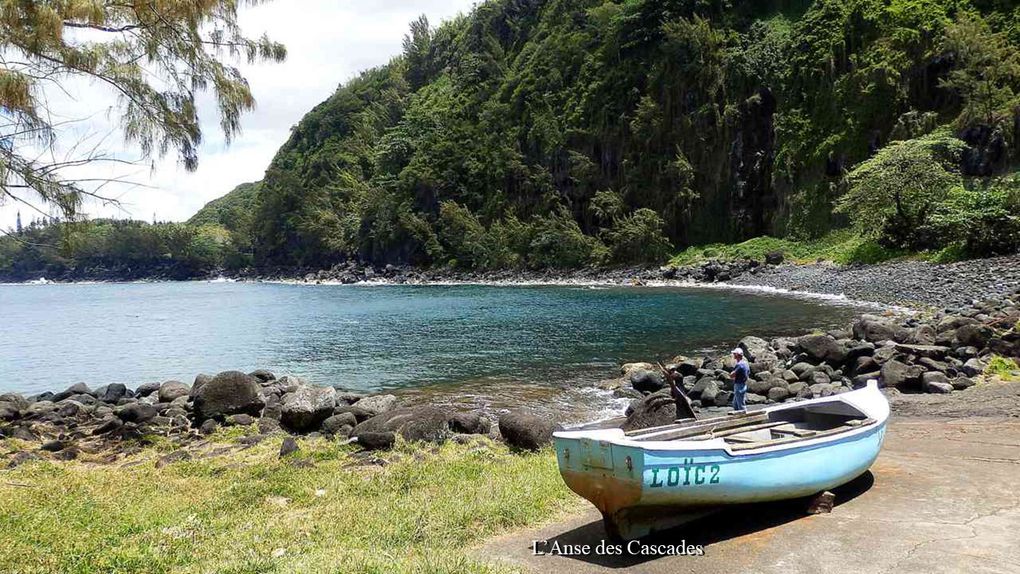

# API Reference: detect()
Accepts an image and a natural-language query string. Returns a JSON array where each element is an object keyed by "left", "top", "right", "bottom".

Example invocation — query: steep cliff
[{"left": 251, "top": 0, "right": 1020, "bottom": 268}]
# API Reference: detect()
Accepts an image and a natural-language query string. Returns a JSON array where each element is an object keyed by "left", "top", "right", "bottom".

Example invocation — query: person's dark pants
[{"left": 732, "top": 382, "right": 747, "bottom": 411}]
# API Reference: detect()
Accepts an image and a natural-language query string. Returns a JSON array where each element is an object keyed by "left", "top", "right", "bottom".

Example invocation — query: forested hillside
[
  {"left": 250, "top": 0, "right": 1020, "bottom": 269},
  {"left": 3, "top": 0, "right": 1019, "bottom": 280}
]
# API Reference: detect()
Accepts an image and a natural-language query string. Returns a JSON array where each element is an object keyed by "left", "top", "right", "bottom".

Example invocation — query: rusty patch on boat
[{"left": 560, "top": 469, "right": 643, "bottom": 517}]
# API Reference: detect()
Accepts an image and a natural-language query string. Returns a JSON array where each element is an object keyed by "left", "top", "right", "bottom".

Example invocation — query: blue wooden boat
[{"left": 553, "top": 380, "right": 889, "bottom": 540}]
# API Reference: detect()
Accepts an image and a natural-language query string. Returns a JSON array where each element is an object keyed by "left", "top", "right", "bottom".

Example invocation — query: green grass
[
  {"left": 0, "top": 434, "right": 580, "bottom": 574},
  {"left": 985, "top": 356, "right": 1020, "bottom": 382},
  {"left": 669, "top": 230, "right": 970, "bottom": 266}
]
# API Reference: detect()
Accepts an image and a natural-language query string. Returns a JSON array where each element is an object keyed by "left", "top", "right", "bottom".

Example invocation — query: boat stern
[{"left": 554, "top": 433, "right": 643, "bottom": 519}]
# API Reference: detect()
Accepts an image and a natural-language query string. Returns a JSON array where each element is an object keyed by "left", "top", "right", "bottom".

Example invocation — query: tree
[
  {"left": 941, "top": 13, "right": 1020, "bottom": 129},
  {"left": 0, "top": 0, "right": 286, "bottom": 220},
  {"left": 836, "top": 132, "right": 966, "bottom": 249},
  {"left": 402, "top": 15, "right": 432, "bottom": 91},
  {"left": 602, "top": 208, "right": 673, "bottom": 264}
]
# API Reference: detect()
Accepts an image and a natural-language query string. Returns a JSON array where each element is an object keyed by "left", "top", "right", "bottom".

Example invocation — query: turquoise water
[{"left": 0, "top": 282, "right": 862, "bottom": 417}]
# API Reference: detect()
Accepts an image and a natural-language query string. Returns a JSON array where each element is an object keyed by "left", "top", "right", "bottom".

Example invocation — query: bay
[{"left": 0, "top": 281, "right": 864, "bottom": 420}]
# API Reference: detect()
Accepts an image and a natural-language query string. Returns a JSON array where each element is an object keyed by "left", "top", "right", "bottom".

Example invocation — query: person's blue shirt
[{"left": 733, "top": 359, "right": 750, "bottom": 386}]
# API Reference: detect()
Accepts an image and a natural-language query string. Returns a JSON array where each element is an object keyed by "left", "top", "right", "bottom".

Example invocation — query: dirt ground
[
  {"left": 887, "top": 381, "right": 1020, "bottom": 419},
  {"left": 477, "top": 382, "right": 1020, "bottom": 574}
]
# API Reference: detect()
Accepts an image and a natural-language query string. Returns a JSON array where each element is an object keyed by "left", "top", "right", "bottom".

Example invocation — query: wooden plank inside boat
[
  {"left": 631, "top": 412, "right": 769, "bottom": 442},
  {"left": 727, "top": 418, "right": 877, "bottom": 451},
  {"left": 684, "top": 420, "right": 788, "bottom": 441},
  {"left": 624, "top": 410, "right": 763, "bottom": 438}
]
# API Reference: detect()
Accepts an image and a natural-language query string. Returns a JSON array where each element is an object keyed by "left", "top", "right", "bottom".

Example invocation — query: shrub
[
  {"left": 985, "top": 356, "right": 1020, "bottom": 382},
  {"left": 602, "top": 208, "right": 673, "bottom": 264},
  {"left": 437, "top": 201, "right": 486, "bottom": 268},
  {"left": 528, "top": 207, "right": 605, "bottom": 268},
  {"left": 929, "top": 183, "right": 1020, "bottom": 256},
  {"left": 836, "top": 131, "right": 966, "bottom": 250}
]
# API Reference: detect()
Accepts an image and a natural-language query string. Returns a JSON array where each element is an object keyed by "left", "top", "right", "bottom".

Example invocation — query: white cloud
[{"left": 1, "top": 0, "right": 475, "bottom": 229}]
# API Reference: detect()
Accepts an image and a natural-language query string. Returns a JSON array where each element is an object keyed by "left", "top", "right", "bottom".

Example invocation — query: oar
[{"left": 658, "top": 361, "right": 699, "bottom": 421}]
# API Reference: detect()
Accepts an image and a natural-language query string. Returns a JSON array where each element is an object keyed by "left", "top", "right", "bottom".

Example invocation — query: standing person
[{"left": 729, "top": 348, "right": 750, "bottom": 412}]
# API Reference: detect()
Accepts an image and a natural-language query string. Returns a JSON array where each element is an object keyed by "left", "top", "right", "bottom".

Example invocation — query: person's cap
[
  {"left": 665, "top": 363, "right": 679, "bottom": 373},
  {"left": 731, "top": 347, "right": 744, "bottom": 356}
]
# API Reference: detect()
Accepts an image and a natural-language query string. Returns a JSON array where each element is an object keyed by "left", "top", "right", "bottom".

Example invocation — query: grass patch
[
  {"left": 669, "top": 230, "right": 968, "bottom": 266},
  {"left": 985, "top": 355, "right": 1020, "bottom": 382},
  {"left": 0, "top": 436, "right": 580, "bottom": 573}
]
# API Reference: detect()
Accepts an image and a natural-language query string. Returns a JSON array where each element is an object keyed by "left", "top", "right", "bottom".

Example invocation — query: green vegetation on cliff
[
  {"left": 251, "top": 0, "right": 1020, "bottom": 269},
  {"left": 188, "top": 182, "right": 261, "bottom": 230},
  {"left": 3, "top": 0, "right": 1019, "bottom": 279}
]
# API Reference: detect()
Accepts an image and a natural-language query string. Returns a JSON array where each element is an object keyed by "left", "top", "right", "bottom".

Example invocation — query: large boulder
[
  {"left": 852, "top": 316, "right": 902, "bottom": 343},
  {"left": 908, "top": 325, "right": 937, "bottom": 346},
  {"left": 747, "top": 377, "right": 779, "bottom": 395},
  {"left": 134, "top": 382, "right": 161, "bottom": 397},
  {"left": 24, "top": 401, "right": 58, "bottom": 418},
  {"left": 263, "top": 374, "right": 305, "bottom": 397},
  {"left": 790, "top": 362, "right": 814, "bottom": 378},
  {"left": 629, "top": 368, "right": 665, "bottom": 393},
  {"left": 0, "top": 402, "right": 20, "bottom": 421},
  {"left": 52, "top": 383, "right": 93, "bottom": 402},
  {"left": 962, "top": 358, "right": 987, "bottom": 377},
  {"left": 922, "top": 372, "right": 952, "bottom": 393},
  {"left": 192, "top": 371, "right": 265, "bottom": 421},
  {"left": 951, "top": 376, "right": 977, "bottom": 390},
  {"left": 95, "top": 383, "right": 128, "bottom": 403},
  {"left": 765, "top": 251, "right": 784, "bottom": 265},
  {"left": 937, "top": 315, "right": 976, "bottom": 333},
  {"left": 768, "top": 386, "right": 791, "bottom": 402},
  {"left": 699, "top": 381, "right": 721, "bottom": 405},
  {"left": 498, "top": 412, "right": 562, "bottom": 450},
  {"left": 358, "top": 432, "right": 396, "bottom": 451},
  {"left": 280, "top": 385, "right": 337, "bottom": 432},
  {"left": 321, "top": 413, "right": 357, "bottom": 437},
  {"left": 621, "top": 390, "right": 677, "bottom": 431},
  {"left": 986, "top": 336, "right": 1020, "bottom": 359},
  {"left": 449, "top": 412, "right": 490, "bottom": 435},
  {"left": 115, "top": 403, "right": 158, "bottom": 423},
  {"left": 672, "top": 357, "right": 704, "bottom": 377},
  {"left": 355, "top": 394, "right": 398, "bottom": 416},
  {"left": 739, "top": 336, "right": 777, "bottom": 366},
  {"left": 925, "top": 380, "right": 954, "bottom": 394},
  {"left": 158, "top": 381, "right": 191, "bottom": 403},
  {"left": 57, "top": 400, "right": 88, "bottom": 418},
  {"left": 738, "top": 336, "right": 769, "bottom": 359},
  {"left": 0, "top": 393, "right": 28, "bottom": 411},
  {"left": 688, "top": 376, "right": 715, "bottom": 400},
  {"left": 797, "top": 334, "right": 847, "bottom": 365},
  {"left": 807, "top": 383, "right": 837, "bottom": 398},
  {"left": 955, "top": 324, "right": 992, "bottom": 348},
  {"left": 333, "top": 404, "right": 374, "bottom": 423},
  {"left": 880, "top": 360, "right": 924, "bottom": 388},
  {"left": 872, "top": 345, "right": 898, "bottom": 365},
  {"left": 353, "top": 406, "right": 471, "bottom": 443},
  {"left": 190, "top": 374, "right": 213, "bottom": 399}
]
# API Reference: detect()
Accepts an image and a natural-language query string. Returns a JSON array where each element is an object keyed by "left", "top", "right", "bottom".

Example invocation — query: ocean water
[{"left": 0, "top": 281, "right": 864, "bottom": 420}]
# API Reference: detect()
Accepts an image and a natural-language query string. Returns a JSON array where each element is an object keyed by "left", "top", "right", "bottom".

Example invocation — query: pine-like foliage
[{"left": 0, "top": 0, "right": 286, "bottom": 219}]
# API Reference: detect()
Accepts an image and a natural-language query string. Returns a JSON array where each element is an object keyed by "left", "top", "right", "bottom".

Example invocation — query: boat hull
[{"left": 554, "top": 383, "right": 889, "bottom": 540}]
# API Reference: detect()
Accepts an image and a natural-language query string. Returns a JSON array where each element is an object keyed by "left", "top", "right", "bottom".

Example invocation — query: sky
[{"left": 0, "top": 0, "right": 477, "bottom": 230}]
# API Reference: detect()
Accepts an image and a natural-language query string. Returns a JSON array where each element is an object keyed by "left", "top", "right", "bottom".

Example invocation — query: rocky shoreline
[
  {"left": 606, "top": 293, "right": 1019, "bottom": 431},
  {"left": 10, "top": 252, "right": 1019, "bottom": 311},
  {"left": 2, "top": 255, "right": 1018, "bottom": 468}
]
